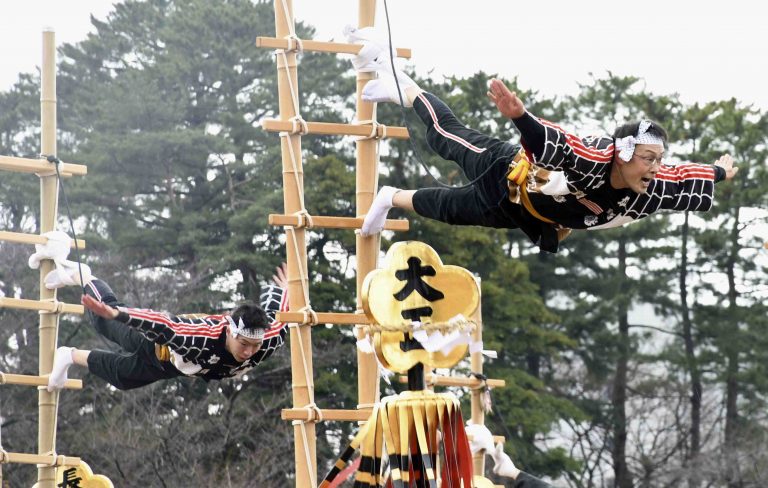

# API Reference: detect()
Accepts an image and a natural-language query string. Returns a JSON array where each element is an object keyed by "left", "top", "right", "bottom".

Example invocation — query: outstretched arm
[
  {"left": 487, "top": 78, "right": 612, "bottom": 172},
  {"left": 83, "top": 294, "right": 219, "bottom": 360},
  {"left": 714, "top": 154, "right": 738, "bottom": 181},
  {"left": 487, "top": 78, "right": 526, "bottom": 119},
  {"left": 82, "top": 294, "right": 118, "bottom": 319},
  {"left": 251, "top": 263, "right": 290, "bottom": 364},
  {"left": 487, "top": 78, "right": 545, "bottom": 158}
]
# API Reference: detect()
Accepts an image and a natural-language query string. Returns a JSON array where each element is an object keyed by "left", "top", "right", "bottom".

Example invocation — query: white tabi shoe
[
  {"left": 360, "top": 186, "right": 400, "bottom": 236},
  {"left": 47, "top": 346, "right": 75, "bottom": 392},
  {"left": 44, "top": 261, "right": 92, "bottom": 290}
]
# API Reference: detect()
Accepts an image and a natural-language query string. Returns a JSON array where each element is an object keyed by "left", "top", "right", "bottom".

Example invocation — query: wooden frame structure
[
  {"left": 257, "top": 2, "right": 506, "bottom": 486},
  {"left": 0, "top": 30, "right": 86, "bottom": 488}
]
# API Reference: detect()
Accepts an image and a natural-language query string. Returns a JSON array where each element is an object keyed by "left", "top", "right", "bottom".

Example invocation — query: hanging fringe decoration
[{"left": 320, "top": 391, "right": 474, "bottom": 487}]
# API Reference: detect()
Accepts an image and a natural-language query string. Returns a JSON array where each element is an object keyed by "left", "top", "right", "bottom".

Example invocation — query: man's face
[
  {"left": 614, "top": 143, "right": 664, "bottom": 193},
  {"left": 225, "top": 331, "right": 264, "bottom": 362}
]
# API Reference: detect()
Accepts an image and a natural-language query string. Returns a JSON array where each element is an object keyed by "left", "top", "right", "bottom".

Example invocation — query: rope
[
  {"left": 285, "top": 230, "right": 312, "bottom": 310},
  {"left": 507, "top": 151, "right": 555, "bottom": 225},
  {"left": 359, "top": 319, "right": 477, "bottom": 335},
  {"left": 0, "top": 400, "right": 3, "bottom": 461},
  {"left": 38, "top": 298, "right": 64, "bottom": 315},
  {"left": 298, "top": 306, "right": 318, "bottom": 326},
  {"left": 41, "top": 450, "right": 58, "bottom": 466},
  {"left": 42, "top": 155, "right": 87, "bottom": 296},
  {"left": 292, "top": 209, "right": 314, "bottom": 229},
  {"left": 291, "top": 419, "right": 319, "bottom": 488},
  {"left": 355, "top": 119, "right": 387, "bottom": 141},
  {"left": 302, "top": 402, "right": 324, "bottom": 422},
  {"left": 381, "top": 0, "right": 500, "bottom": 190},
  {"left": 276, "top": 49, "right": 302, "bottom": 117}
]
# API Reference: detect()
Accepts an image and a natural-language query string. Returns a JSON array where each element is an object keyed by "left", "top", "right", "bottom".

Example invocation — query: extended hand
[
  {"left": 491, "top": 442, "right": 521, "bottom": 480},
  {"left": 81, "top": 294, "right": 119, "bottom": 319},
  {"left": 715, "top": 154, "right": 738, "bottom": 180},
  {"left": 487, "top": 78, "right": 526, "bottom": 119},
  {"left": 272, "top": 262, "right": 288, "bottom": 289}
]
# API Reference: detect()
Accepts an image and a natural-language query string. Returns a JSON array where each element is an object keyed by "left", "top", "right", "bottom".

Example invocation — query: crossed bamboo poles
[
  {"left": 0, "top": 30, "right": 85, "bottom": 488},
  {"left": 258, "top": 1, "right": 505, "bottom": 486}
]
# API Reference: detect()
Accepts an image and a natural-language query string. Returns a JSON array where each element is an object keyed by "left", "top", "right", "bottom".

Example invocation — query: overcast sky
[{"left": 1, "top": 0, "right": 767, "bottom": 110}]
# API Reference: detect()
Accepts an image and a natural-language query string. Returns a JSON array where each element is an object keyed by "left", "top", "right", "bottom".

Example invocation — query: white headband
[
  {"left": 227, "top": 315, "right": 265, "bottom": 340},
  {"left": 615, "top": 120, "right": 664, "bottom": 162}
]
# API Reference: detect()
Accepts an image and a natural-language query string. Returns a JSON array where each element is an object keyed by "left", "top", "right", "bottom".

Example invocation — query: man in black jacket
[
  {"left": 47, "top": 265, "right": 288, "bottom": 391},
  {"left": 358, "top": 47, "right": 737, "bottom": 253}
]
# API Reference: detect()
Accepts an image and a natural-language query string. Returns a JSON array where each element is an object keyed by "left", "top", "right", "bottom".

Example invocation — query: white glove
[
  {"left": 343, "top": 25, "right": 393, "bottom": 72},
  {"left": 491, "top": 442, "right": 520, "bottom": 479},
  {"left": 465, "top": 422, "right": 495, "bottom": 454},
  {"left": 28, "top": 230, "right": 71, "bottom": 269},
  {"left": 43, "top": 260, "right": 92, "bottom": 289}
]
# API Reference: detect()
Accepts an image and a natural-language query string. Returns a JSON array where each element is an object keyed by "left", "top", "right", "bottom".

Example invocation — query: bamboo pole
[
  {"left": 268, "top": 214, "right": 408, "bottom": 231},
  {"left": 470, "top": 280, "right": 486, "bottom": 476},
  {"left": 282, "top": 408, "right": 372, "bottom": 422},
  {"left": 277, "top": 311, "right": 370, "bottom": 325},
  {"left": 0, "top": 155, "right": 86, "bottom": 176},
  {"left": 256, "top": 36, "right": 411, "bottom": 59},
  {"left": 355, "top": 0, "right": 381, "bottom": 422},
  {"left": 1, "top": 452, "right": 80, "bottom": 467},
  {"left": 396, "top": 374, "right": 505, "bottom": 389},
  {"left": 273, "top": 2, "right": 316, "bottom": 486},
  {"left": 0, "top": 297, "right": 84, "bottom": 315},
  {"left": 0, "top": 230, "right": 85, "bottom": 248},
  {"left": 0, "top": 373, "right": 82, "bottom": 389},
  {"left": 37, "top": 28, "right": 59, "bottom": 488},
  {"left": 260, "top": 119, "right": 409, "bottom": 139}
]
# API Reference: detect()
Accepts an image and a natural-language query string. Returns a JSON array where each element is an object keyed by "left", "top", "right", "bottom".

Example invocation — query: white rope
[
  {"left": 291, "top": 420, "right": 319, "bottom": 488},
  {"left": 291, "top": 209, "right": 314, "bottom": 229},
  {"left": 288, "top": 322, "right": 316, "bottom": 394},
  {"left": 276, "top": 50, "right": 302, "bottom": 117},
  {"left": 285, "top": 230, "right": 311, "bottom": 308},
  {"left": 279, "top": 130, "right": 307, "bottom": 212}
]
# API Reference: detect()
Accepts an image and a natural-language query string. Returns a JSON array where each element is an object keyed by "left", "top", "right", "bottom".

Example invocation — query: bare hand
[
  {"left": 271, "top": 262, "right": 288, "bottom": 289},
  {"left": 486, "top": 78, "right": 526, "bottom": 119},
  {"left": 81, "top": 295, "right": 119, "bottom": 319},
  {"left": 715, "top": 154, "right": 738, "bottom": 180}
]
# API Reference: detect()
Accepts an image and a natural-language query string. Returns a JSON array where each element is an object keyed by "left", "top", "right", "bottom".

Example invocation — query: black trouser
[
  {"left": 85, "top": 280, "right": 182, "bottom": 390},
  {"left": 410, "top": 92, "right": 558, "bottom": 252},
  {"left": 411, "top": 92, "right": 520, "bottom": 228}
]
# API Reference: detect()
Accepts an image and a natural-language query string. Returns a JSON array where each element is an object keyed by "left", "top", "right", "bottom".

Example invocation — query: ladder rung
[
  {"left": 269, "top": 214, "right": 408, "bottom": 231},
  {"left": 467, "top": 434, "right": 506, "bottom": 445},
  {"left": 0, "top": 451, "right": 81, "bottom": 466},
  {"left": 0, "top": 155, "right": 87, "bottom": 176},
  {"left": 261, "top": 119, "right": 409, "bottom": 139},
  {"left": 282, "top": 407, "right": 372, "bottom": 422},
  {"left": 0, "top": 230, "right": 86, "bottom": 249},
  {"left": 256, "top": 36, "right": 411, "bottom": 59},
  {"left": 0, "top": 372, "right": 83, "bottom": 390},
  {"left": 398, "top": 374, "right": 506, "bottom": 389},
  {"left": 0, "top": 297, "right": 84, "bottom": 315},
  {"left": 276, "top": 312, "right": 370, "bottom": 325}
]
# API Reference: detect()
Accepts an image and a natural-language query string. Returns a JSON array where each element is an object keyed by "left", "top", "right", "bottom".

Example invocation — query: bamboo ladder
[
  {"left": 257, "top": 1, "right": 506, "bottom": 486},
  {"left": 0, "top": 30, "right": 87, "bottom": 488}
]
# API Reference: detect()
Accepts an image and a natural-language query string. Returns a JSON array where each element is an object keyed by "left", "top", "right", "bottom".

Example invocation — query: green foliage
[{"left": 1, "top": 1, "right": 767, "bottom": 486}]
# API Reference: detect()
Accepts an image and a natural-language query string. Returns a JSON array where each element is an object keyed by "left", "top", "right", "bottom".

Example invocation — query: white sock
[
  {"left": 361, "top": 186, "right": 400, "bottom": 236},
  {"left": 344, "top": 25, "right": 391, "bottom": 72},
  {"left": 491, "top": 442, "right": 520, "bottom": 479},
  {"left": 44, "top": 261, "right": 92, "bottom": 290},
  {"left": 47, "top": 346, "right": 74, "bottom": 392},
  {"left": 362, "top": 68, "right": 419, "bottom": 107}
]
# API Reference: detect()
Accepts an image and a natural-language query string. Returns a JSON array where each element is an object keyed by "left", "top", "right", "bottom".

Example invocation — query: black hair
[
  {"left": 613, "top": 120, "right": 669, "bottom": 147},
  {"left": 230, "top": 302, "right": 269, "bottom": 335}
]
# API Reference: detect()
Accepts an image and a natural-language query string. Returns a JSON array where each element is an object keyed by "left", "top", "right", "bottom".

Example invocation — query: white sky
[{"left": 1, "top": 0, "right": 767, "bottom": 110}]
